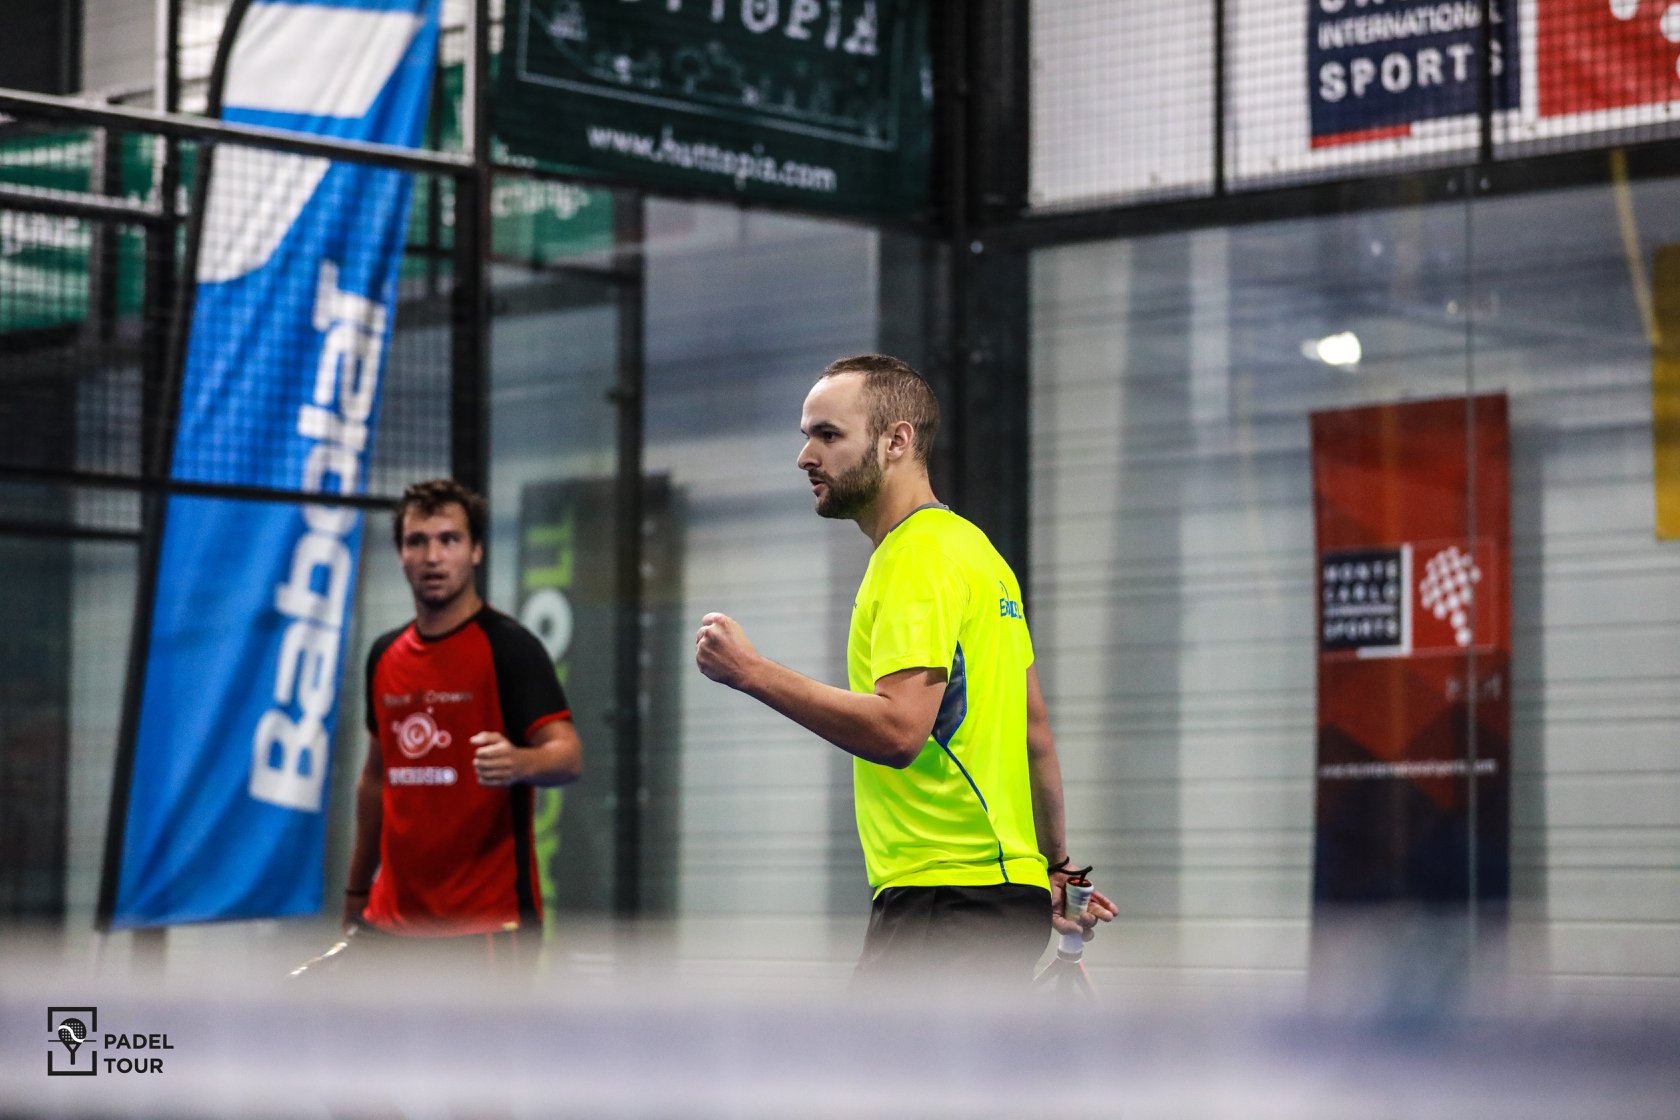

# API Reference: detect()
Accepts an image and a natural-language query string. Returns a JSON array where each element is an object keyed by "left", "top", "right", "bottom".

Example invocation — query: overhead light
[{"left": 1302, "top": 331, "right": 1362, "bottom": 368}]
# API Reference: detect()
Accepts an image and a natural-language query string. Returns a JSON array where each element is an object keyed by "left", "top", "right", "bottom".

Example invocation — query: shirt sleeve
[
  {"left": 487, "top": 616, "right": 570, "bottom": 743},
  {"left": 365, "top": 646, "right": 378, "bottom": 735},
  {"left": 866, "top": 544, "right": 968, "bottom": 685},
  {"left": 364, "top": 628, "right": 400, "bottom": 735}
]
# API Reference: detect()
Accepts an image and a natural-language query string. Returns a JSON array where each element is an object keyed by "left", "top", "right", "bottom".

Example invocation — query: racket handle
[{"left": 1057, "top": 878, "right": 1094, "bottom": 959}]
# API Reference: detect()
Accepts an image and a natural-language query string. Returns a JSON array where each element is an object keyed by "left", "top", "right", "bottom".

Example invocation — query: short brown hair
[
  {"left": 820, "top": 353, "right": 940, "bottom": 464},
  {"left": 392, "top": 478, "right": 487, "bottom": 549}
]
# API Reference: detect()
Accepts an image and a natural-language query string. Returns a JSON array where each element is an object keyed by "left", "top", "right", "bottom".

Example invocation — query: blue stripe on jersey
[
  {"left": 932, "top": 646, "right": 1009, "bottom": 882},
  {"left": 936, "top": 742, "right": 1005, "bottom": 880},
  {"left": 932, "top": 643, "right": 967, "bottom": 747}
]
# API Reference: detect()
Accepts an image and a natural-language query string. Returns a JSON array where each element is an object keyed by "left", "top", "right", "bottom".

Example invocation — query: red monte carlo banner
[
  {"left": 1538, "top": 0, "right": 1680, "bottom": 119},
  {"left": 1310, "top": 394, "right": 1511, "bottom": 905}
]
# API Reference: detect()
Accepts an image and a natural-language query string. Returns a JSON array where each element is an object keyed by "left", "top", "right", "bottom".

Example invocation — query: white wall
[{"left": 81, "top": 0, "right": 156, "bottom": 97}]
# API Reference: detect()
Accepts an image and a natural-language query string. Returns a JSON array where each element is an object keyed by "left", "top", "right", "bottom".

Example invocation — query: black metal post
[
  {"left": 927, "top": 0, "right": 969, "bottom": 512},
  {"left": 1477, "top": 0, "right": 1495, "bottom": 165},
  {"left": 426, "top": 50, "right": 447, "bottom": 298},
  {"left": 610, "top": 189, "right": 647, "bottom": 920},
  {"left": 449, "top": 0, "right": 492, "bottom": 496},
  {"left": 84, "top": 106, "right": 123, "bottom": 346},
  {"left": 938, "top": 0, "right": 1033, "bottom": 582},
  {"left": 1214, "top": 0, "right": 1228, "bottom": 196},
  {"left": 97, "top": 0, "right": 189, "bottom": 933}
]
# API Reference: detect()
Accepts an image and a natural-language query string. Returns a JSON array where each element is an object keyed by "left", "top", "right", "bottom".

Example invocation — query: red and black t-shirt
[{"left": 361, "top": 606, "right": 569, "bottom": 936}]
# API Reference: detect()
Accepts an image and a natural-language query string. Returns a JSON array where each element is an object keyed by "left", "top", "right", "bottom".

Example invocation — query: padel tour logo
[
  {"left": 48, "top": 1007, "right": 96, "bottom": 1076},
  {"left": 47, "top": 1006, "right": 175, "bottom": 1076}
]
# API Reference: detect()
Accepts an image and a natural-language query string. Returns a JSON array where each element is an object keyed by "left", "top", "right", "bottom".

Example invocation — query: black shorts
[{"left": 854, "top": 883, "right": 1051, "bottom": 993}]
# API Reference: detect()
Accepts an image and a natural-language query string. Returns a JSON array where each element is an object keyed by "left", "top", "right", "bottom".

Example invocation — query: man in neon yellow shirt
[{"left": 696, "top": 354, "right": 1114, "bottom": 985}]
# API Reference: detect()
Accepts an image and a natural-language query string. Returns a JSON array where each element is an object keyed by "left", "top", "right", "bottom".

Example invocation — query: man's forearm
[
  {"left": 736, "top": 658, "right": 925, "bottom": 768},
  {"left": 1027, "top": 733, "right": 1069, "bottom": 864},
  {"left": 1025, "top": 664, "right": 1069, "bottom": 864},
  {"left": 522, "top": 732, "right": 583, "bottom": 787},
  {"left": 346, "top": 773, "right": 382, "bottom": 891}
]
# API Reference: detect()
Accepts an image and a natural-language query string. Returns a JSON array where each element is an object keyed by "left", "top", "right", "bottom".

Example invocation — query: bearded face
[{"left": 813, "top": 443, "right": 885, "bottom": 520}]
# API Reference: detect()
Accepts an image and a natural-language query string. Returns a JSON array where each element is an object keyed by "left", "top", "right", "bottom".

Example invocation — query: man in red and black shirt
[{"left": 343, "top": 479, "right": 582, "bottom": 967}]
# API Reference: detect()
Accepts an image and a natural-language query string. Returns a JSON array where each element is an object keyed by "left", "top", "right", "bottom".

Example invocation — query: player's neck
[
  {"left": 859, "top": 474, "right": 940, "bottom": 549},
  {"left": 413, "top": 587, "right": 484, "bottom": 638}
]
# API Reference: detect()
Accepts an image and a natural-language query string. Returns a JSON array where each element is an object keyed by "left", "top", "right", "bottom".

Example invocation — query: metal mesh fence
[
  {"left": 178, "top": 0, "right": 234, "bottom": 113},
  {"left": 170, "top": 140, "right": 454, "bottom": 491},
  {"left": 0, "top": 58, "right": 477, "bottom": 919},
  {"left": 1503, "top": 0, "right": 1680, "bottom": 155},
  {"left": 0, "top": 119, "right": 160, "bottom": 535},
  {"left": 0, "top": 108, "right": 461, "bottom": 527},
  {"left": 1029, "top": 0, "right": 1680, "bottom": 213}
]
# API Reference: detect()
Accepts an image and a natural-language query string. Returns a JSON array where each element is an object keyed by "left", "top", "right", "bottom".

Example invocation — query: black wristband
[{"left": 1046, "top": 858, "right": 1070, "bottom": 876}]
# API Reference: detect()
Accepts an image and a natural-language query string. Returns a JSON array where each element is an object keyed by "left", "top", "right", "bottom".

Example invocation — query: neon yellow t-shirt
[{"left": 848, "top": 505, "right": 1048, "bottom": 896}]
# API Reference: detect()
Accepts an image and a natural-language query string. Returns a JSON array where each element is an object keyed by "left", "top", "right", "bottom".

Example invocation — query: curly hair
[{"left": 391, "top": 478, "right": 488, "bottom": 549}]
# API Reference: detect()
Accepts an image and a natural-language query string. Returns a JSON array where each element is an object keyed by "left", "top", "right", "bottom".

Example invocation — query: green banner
[
  {"left": 0, "top": 132, "right": 151, "bottom": 333},
  {"left": 495, "top": 0, "right": 932, "bottom": 217},
  {"left": 406, "top": 65, "right": 614, "bottom": 279}
]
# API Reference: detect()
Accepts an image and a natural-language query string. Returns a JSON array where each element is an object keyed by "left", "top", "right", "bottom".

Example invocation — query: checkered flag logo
[{"left": 1419, "top": 545, "right": 1481, "bottom": 647}]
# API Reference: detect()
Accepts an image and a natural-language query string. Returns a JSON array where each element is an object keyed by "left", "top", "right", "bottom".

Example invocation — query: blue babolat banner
[{"left": 108, "top": 0, "right": 440, "bottom": 927}]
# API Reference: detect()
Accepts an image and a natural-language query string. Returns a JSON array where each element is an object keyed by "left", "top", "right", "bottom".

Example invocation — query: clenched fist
[
  {"left": 695, "top": 612, "right": 761, "bottom": 690},
  {"left": 471, "top": 731, "right": 523, "bottom": 787}
]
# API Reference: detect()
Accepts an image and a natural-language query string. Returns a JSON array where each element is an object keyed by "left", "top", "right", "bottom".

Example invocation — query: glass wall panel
[
  {"left": 65, "top": 537, "right": 139, "bottom": 923},
  {"left": 1030, "top": 197, "right": 1481, "bottom": 993},
  {"left": 1466, "top": 177, "right": 1680, "bottom": 998},
  {"left": 485, "top": 258, "right": 625, "bottom": 925},
  {"left": 9, "top": 523, "right": 136, "bottom": 946},
  {"left": 0, "top": 533, "right": 75, "bottom": 921},
  {"left": 1032, "top": 174, "right": 1680, "bottom": 1001},
  {"left": 641, "top": 200, "right": 883, "bottom": 978}
]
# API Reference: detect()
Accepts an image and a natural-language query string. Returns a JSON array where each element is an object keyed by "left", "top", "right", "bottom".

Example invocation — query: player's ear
[{"left": 885, "top": 419, "right": 914, "bottom": 461}]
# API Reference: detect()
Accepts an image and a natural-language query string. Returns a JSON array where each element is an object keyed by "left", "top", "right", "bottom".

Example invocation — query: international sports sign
[
  {"left": 1308, "top": 0, "right": 1519, "bottom": 148},
  {"left": 104, "top": 0, "right": 440, "bottom": 928},
  {"left": 1310, "top": 394, "right": 1511, "bottom": 906},
  {"left": 1220, "top": 0, "right": 1680, "bottom": 185}
]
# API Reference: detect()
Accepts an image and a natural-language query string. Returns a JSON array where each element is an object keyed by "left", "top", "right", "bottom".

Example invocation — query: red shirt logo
[{"left": 391, "top": 710, "right": 452, "bottom": 759}]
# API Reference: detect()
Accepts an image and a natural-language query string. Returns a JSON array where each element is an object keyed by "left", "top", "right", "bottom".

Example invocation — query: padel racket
[
  {"left": 287, "top": 927, "right": 357, "bottom": 979},
  {"left": 1033, "top": 865, "right": 1096, "bottom": 999}
]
